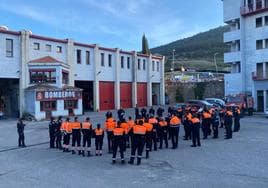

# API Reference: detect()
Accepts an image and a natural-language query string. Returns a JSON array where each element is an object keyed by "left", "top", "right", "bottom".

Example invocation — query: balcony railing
[
  {"left": 252, "top": 71, "right": 268, "bottom": 81},
  {"left": 241, "top": 3, "right": 268, "bottom": 16}
]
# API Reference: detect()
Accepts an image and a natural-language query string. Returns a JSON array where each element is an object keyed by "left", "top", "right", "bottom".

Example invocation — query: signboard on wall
[{"left": 36, "top": 90, "right": 82, "bottom": 101}]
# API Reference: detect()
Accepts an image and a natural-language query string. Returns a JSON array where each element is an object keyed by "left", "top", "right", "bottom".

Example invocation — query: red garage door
[
  {"left": 137, "top": 83, "right": 147, "bottom": 107},
  {"left": 99, "top": 81, "right": 115, "bottom": 111},
  {"left": 120, "top": 82, "right": 132, "bottom": 109}
]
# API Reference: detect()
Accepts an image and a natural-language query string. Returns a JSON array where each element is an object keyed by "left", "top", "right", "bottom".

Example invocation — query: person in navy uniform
[
  {"left": 17, "top": 118, "right": 26, "bottom": 147},
  {"left": 49, "top": 117, "right": 57, "bottom": 148}
]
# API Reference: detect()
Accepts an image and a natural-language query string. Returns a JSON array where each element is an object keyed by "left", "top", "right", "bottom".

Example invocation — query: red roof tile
[{"left": 29, "top": 56, "right": 62, "bottom": 63}]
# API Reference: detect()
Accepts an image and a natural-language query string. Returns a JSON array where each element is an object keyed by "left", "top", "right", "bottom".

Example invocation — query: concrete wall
[
  {"left": 223, "top": 0, "right": 242, "bottom": 22},
  {"left": 29, "top": 38, "right": 67, "bottom": 63},
  {"left": 137, "top": 57, "right": 148, "bottom": 82},
  {"left": 166, "top": 81, "right": 224, "bottom": 104},
  {"left": 119, "top": 54, "right": 133, "bottom": 82},
  {"left": 73, "top": 45, "right": 94, "bottom": 81},
  {"left": 0, "top": 33, "right": 20, "bottom": 78}
]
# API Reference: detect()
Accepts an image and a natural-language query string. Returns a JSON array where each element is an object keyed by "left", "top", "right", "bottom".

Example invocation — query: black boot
[
  {"left": 87, "top": 151, "right": 91, "bottom": 157},
  {"left": 137, "top": 157, "right": 141, "bottom": 165},
  {"left": 121, "top": 159, "right": 125, "bottom": 164},
  {"left": 128, "top": 157, "right": 134, "bottom": 165},
  {"left": 82, "top": 150, "right": 85, "bottom": 157},
  {"left": 72, "top": 150, "right": 76, "bottom": 154}
]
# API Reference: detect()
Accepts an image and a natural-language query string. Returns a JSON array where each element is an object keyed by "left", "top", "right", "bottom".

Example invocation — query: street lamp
[{"left": 214, "top": 52, "right": 219, "bottom": 74}]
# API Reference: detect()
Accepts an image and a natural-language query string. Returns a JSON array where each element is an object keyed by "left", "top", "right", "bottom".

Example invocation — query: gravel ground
[{"left": 0, "top": 108, "right": 267, "bottom": 188}]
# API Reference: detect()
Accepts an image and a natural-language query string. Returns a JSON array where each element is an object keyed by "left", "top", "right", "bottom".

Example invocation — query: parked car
[
  {"left": 187, "top": 100, "right": 213, "bottom": 110},
  {"left": 205, "top": 98, "right": 225, "bottom": 107}
]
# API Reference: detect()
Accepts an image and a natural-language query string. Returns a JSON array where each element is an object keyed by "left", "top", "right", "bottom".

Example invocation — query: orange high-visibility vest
[
  {"left": 149, "top": 118, "right": 158, "bottom": 124},
  {"left": 72, "top": 122, "right": 81, "bottom": 129},
  {"left": 170, "top": 116, "right": 181, "bottom": 126},
  {"left": 191, "top": 117, "right": 200, "bottom": 124},
  {"left": 120, "top": 122, "right": 129, "bottom": 134},
  {"left": 186, "top": 113, "right": 192, "bottom": 120},
  {"left": 60, "top": 121, "right": 67, "bottom": 131},
  {"left": 113, "top": 128, "right": 124, "bottom": 136},
  {"left": 95, "top": 128, "right": 104, "bottom": 136},
  {"left": 82, "top": 122, "right": 91, "bottom": 129},
  {"left": 133, "top": 125, "right": 147, "bottom": 135},
  {"left": 127, "top": 120, "right": 135, "bottom": 129},
  {"left": 66, "top": 122, "right": 72, "bottom": 133},
  {"left": 105, "top": 118, "right": 116, "bottom": 131},
  {"left": 203, "top": 112, "right": 211, "bottom": 119},
  {"left": 143, "top": 123, "right": 153, "bottom": 132},
  {"left": 159, "top": 121, "right": 167, "bottom": 127}
]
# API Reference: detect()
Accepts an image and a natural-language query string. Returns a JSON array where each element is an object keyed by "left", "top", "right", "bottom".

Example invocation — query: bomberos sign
[{"left": 36, "top": 90, "right": 82, "bottom": 101}]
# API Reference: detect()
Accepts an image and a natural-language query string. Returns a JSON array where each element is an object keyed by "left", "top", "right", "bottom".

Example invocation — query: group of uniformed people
[{"left": 47, "top": 105, "right": 241, "bottom": 165}]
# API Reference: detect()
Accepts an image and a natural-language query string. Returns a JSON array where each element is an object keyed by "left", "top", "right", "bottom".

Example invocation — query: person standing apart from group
[{"left": 17, "top": 118, "right": 26, "bottom": 147}]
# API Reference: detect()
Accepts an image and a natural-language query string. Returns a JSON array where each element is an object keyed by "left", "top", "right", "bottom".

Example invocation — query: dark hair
[
  {"left": 138, "top": 120, "right": 143, "bottom": 125},
  {"left": 86, "top": 117, "right": 90, "bottom": 121}
]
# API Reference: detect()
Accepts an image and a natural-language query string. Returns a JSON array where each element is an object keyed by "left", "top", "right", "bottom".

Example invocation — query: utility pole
[
  {"left": 171, "top": 49, "right": 175, "bottom": 80},
  {"left": 214, "top": 52, "right": 219, "bottom": 74}
]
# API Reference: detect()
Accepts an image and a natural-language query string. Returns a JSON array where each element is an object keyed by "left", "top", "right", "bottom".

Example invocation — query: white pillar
[
  {"left": 160, "top": 56, "right": 165, "bottom": 105},
  {"left": 114, "top": 48, "right": 120, "bottom": 110},
  {"left": 93, "top": 44, "right": 100, "bottom": 111},
  {"left": 67, "top": 39, "right": 74, "bottom": 87},
  {"left": 147, "top": 55, "right": 152, "bottom": 107},
  {"left": 19, "top": 30, "right": 30, "bottom": 117},
  {"left": 132, "top": 51, "right": 137, "bottom": 107}
]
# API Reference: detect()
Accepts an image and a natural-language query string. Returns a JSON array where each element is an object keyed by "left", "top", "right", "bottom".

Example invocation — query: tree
[{"left": 142, "top": 34, "right": 150, "bottom": 55}]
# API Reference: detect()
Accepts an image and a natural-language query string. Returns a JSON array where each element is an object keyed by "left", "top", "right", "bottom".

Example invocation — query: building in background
[
  {"left": 0, "top": 27, "right": 165, "bottom": 120},
  {"left": 222, "top": 0, "right": 268, "bottom": 113}
]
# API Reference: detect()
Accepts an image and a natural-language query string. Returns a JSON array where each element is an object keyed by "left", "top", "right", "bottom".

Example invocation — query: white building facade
[
  {"left": 0, "top": 28, "right": 165, "bottom": 120},
  {"left": 223, "top": 0, "right": 268, "bottom": 113}
]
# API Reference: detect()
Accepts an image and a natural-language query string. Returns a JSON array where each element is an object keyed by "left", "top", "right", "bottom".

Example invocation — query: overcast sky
[{"left": 0, "top": 0, "right": 223, "bottom": 51}]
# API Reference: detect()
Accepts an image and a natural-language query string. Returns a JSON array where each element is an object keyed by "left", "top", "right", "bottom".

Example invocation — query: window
[
  {"left": 30, "top": 69, "right": 56, "bottom": 84},
  {"left": 101, "top": 53, "right": 105, "bottom": 66},
  {"left": 86, "top": 51, "right": 90, "bottom": 65},
  {"left": 34, "top": 43, "right": 40, "bottom": 50},
  {"left": 45, "top": 44, "right": 52, "bottom": 52},
  {"left": 76, "top": 49, "right": 81, "bottom": 64},
  {"left": 157, "top": 61, "right": 160, "bottom": 71},
  {"left": 265, "top": 16, "right": 268, "bottom": 25},
  {"left": 143, "top": 59, "right": 146, "bottom": 70},
  {"left": 108, "top": 54, "right": 112, "bottom": 67},
  {"left": 121, "top": 56, "right": 124, "bottom": 68},
  {"left": 256, "top": 0, "right": 262, "bottom": 9},
  {"left": 64, "top": 100, "right": 78, "bottom": 109},
  {"left": 265, "top": 39, "right": 268, "bottom": 48},
  {"left": 6, "top": 39, "right": 13, "bottom": 57},
  {"left": 138, "top": 59, "right": 141, "bottom": 70},
  {"left": 256, "top": 17, "right": 263, "bottom": 28},
  {"left": 256, "top": 63, "right": 264, "bottom": 79},
  {"left": 56, "top": 46, "right": 62, "bottom": 53},
  {"left": 62, "top": 71, "right": 69, "bottom": 84},
  {"left": 256, "top": 40, "right": 263, "bottom": 50},
  {"left": 152, "top": 61, "right": 155, "bottom": 71},
  {"left": 127, "top": 57, "right": 130, "bottom": 69},
  {"left": 40, "top": 101, "right": 57, "bottom": 111}
]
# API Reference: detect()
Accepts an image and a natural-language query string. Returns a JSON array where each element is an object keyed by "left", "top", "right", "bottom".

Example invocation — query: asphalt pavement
[{"left": 0, "top": 109, "right": 267, "bottom": 188}]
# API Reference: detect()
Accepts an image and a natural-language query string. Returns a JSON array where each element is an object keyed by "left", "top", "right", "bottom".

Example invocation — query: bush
[{"left": 175, "top": 89, "right": 184, "bottom": 102}]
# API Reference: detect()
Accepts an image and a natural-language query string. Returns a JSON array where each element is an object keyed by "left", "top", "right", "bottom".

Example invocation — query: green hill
[{"left": 151, "top": 26, "right": 229, "bottom": 72}]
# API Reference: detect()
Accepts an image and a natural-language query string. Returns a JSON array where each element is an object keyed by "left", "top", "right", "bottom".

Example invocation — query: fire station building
[{"left": 0, "top": 27, "right": 165, "bottom": 120}]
